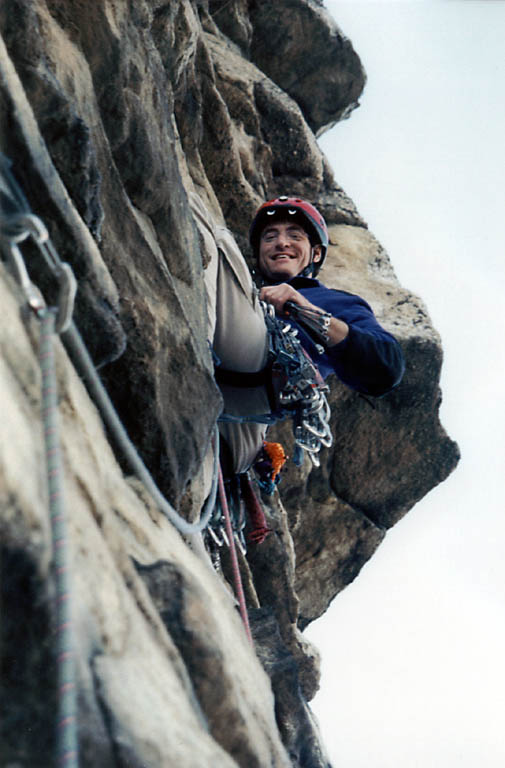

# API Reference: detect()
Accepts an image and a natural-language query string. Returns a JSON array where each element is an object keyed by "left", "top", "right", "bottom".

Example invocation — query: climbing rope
[
  {"left": 40, "top": 309, "right": 79, "bottom": 768},
  {"left": 0, "top": 152, "right": 217, "bottom": 538},
  {"left": 0, "top": 153, "right": 220, "bottom": 768},
  {"left": 217, "top": 464, "right": 253, "bottom": 644},
  {"left": 62, "top": 321, "right": 219, "bottom": 536},
  {"left": 1, "top": 155, "right": 79, "bottom": 768}
]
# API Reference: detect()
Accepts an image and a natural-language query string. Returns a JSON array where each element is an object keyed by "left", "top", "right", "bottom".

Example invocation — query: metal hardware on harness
[
  {"left": 284, "top": 300, "right": 331, "bottom": 347},
  {"left": 217, "top": 464, "right": 253, "bottom": 643},
  {"left": 261, "top": 301, "right": 333, "bottom": 466},
  {"left": 207, "top": 518, "right": 229, "bottom": 548},
  {"left": 206, "top": 475, "right": 248, "bottom": 555}
]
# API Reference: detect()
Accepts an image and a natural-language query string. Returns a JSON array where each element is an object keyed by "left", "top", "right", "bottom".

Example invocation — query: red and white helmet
[{"left": 249, "top": 196, "right": 329, "bottom": 277}]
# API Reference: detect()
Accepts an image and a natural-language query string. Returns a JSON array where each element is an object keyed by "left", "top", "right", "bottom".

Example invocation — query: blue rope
[
  {"left": 3, "top": 153, "right": 219, "bottom": 768},
  {"left": 63, "top": 322, "right": 218, "bottom": 536},
  {"left": 39, "top": 309, "right": 79, "bottom": 768}
]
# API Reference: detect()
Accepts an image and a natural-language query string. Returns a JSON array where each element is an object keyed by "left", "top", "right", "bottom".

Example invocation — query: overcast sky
[{"left": 305, "top": 2, "right": 505, "bottom": 766}]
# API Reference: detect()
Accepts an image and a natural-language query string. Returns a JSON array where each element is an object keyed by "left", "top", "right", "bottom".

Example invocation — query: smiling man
[
  {"left": 250, "top": 196, "right": 404, "bottom": 395},
  {"left": 191, "top": 192, "right": 404, "bottom": 482}
]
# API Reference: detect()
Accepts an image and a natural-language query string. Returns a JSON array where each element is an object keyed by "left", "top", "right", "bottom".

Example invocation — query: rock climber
[
  {"left": 191, "top": 193, "right": 404, "bottom": 487},
  {"left": 251, "top": 196, "right": 405, "bottom": 398}
]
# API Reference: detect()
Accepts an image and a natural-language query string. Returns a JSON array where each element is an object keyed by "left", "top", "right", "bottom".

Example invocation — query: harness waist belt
[{"left": 215, "top": 365, "right": 271, "bottom": 388}]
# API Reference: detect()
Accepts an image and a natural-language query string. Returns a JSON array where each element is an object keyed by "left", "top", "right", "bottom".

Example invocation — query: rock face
[{"left": 0, "top": 1, "right": 459, "bottom": 766}]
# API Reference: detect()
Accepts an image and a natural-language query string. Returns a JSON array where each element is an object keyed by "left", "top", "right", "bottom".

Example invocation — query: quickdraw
[
  {"left": 0, "top": 156, "right": 77, "bottom": 331},
  {"left": 207, "top": 473, "right": 247, "bottom": 555},
  {"left": 217, "top": 301, "right": 333, "bottom": 467},
  {"left": 262, "top": 301, "right": 333, "bottom": 467},
  {"left": 284, "top": 299, "right": 331, "bottom": 350}
]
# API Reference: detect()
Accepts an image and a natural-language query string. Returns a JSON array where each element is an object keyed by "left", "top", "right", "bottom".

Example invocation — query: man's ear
[{"left": 312, "top": 245, "right": 322, "bottom": 263}]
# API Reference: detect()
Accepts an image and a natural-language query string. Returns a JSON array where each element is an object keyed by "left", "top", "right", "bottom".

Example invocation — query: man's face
[{"left": 258, "top": 220, "right": 321, "bottom": 281}]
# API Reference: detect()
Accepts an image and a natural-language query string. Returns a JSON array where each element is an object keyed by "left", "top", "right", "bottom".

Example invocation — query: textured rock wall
[{"left": 0, "top": 1, "right": 459, "bottom": 766}]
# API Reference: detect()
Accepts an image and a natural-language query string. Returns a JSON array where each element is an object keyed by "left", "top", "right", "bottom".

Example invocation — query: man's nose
[{"left": 274, "top": 233, "right": 291, "bottom": 249}]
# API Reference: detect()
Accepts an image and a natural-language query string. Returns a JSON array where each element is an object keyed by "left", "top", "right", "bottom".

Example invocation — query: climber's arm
[{"left": 260, "top": 282, "right": 404, "bottom": 397}]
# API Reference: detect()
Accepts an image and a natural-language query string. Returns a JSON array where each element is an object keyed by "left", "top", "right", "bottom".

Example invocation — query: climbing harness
[{"left": 217, "top": 300, "right": 333, "bottom": 467}]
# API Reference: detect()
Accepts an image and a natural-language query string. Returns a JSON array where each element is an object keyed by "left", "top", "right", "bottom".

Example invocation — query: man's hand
[
  {"left": 259, "top": 283, "right": 313, "bottom": 314},
  {"left": 259, "top": 283, "right": 349, "bottom": 347}
]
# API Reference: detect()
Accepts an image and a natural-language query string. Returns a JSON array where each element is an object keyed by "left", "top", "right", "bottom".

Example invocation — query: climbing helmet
[{"left": 249, "top": 196, "right": 329, "bottom": 276}]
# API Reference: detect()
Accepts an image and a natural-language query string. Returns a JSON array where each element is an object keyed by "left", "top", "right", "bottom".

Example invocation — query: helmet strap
[
  {"left": 301, "top": 246, "right": 321, "bottom": 278},
  {"left": 298, "top": 265, "right": 314, "bottom": 278}
]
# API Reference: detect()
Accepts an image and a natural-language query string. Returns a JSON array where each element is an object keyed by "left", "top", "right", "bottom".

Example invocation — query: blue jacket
[{"left": 285, "top": 276, "right": 405, "bottom": 397}]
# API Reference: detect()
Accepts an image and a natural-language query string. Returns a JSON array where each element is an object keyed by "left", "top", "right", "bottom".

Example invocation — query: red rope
[{"left": 217, "top": 464, "right": 253, "bottom": 644}]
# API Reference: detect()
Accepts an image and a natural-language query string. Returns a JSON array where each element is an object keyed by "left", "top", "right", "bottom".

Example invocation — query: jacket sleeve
[{"left": 324, "top": 294, "right": 405, "bottom": 397}]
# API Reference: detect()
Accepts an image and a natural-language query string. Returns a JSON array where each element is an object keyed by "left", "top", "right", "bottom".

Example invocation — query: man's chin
[{"left": 268, "top": 267, "right": 295, "bottom": 282}]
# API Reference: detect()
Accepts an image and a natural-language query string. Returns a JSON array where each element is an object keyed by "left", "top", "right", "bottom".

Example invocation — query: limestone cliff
[{"left": 0, "top": 1, "right": 459, "bottom": 766}]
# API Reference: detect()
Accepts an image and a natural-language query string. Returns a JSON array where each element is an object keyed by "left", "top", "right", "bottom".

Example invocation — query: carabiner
[
  {"left": 1, "top": 212, "right": 76, "bottom": 332},
  {"left": 7, "top": 242, "right": 46, "bottom": 314}
]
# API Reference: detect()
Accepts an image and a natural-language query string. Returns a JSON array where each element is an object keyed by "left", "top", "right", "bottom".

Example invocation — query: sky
[{"left": 305, "top": 2, "right": 505, "bottom": 766}]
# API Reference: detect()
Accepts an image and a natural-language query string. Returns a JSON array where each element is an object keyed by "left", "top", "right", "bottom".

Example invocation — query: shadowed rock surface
[{"left": 0, "top": 1, "right": 459, "bottom": 766}]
